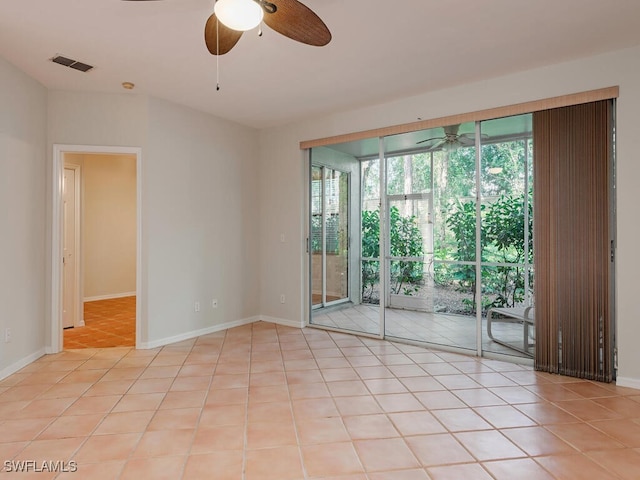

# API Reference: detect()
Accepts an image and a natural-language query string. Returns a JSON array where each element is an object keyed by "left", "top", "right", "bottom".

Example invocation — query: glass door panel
[
  {"left": 382, "top": 123, "right": 478, "bottom": 352},
  {"left": 479, "top": 115, "right": 534, "bottom": 358}
]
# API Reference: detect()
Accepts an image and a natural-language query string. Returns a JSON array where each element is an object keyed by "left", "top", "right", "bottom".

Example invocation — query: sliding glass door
[{"left": 308, "top": 114, "right": 539, "bottom": 361}]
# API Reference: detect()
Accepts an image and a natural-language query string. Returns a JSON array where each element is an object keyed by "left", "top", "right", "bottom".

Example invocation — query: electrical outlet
[
  {"left": 280, "top": 294, "right": 285, "bottom": 304},
  {"left": 194, "top": 301, "right": 201, "bottom": 312},
  {"left": 4, "top": 328, "right": 11, "bottom": 343},
  {"left": 212, "top": 299, "right": 218, "bottom": 308}
]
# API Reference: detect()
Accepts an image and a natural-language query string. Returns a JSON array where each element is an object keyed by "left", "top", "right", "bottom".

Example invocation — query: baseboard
[
  {"left": 138, "top": 316, "right": 260, "bottom": 350},
  {"left": 0, "top": 348, "right": 47, "bottom": 382},
  {"left": 260, "top": 315, "right": 304, "bottom": 329},
  {"left": 84, "top": 291, "right": 136, "bottom": 302},
  {"left": 615, "top": 376, "right": 640, "bottom": 391}
]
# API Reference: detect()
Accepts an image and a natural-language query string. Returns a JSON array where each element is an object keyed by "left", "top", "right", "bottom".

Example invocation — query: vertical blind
[{"left": 533, "top": 100, "right": 613, "bottom": 382}]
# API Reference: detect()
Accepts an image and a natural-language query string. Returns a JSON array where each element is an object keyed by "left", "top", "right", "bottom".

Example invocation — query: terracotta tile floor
[
  {"left": 1, "top": 321, "right": 640, "bottom": 479},
  {"left": 64, "top": 297, "right": 136, "bottom": 349}
]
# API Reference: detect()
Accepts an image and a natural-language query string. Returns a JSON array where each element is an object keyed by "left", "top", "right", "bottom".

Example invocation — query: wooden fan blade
[
  {"left": 263, "top": 0, "right": 331, "bottom": 46},
  {"left": 204, "top": 13, "right": 243, "bottom": 55}
]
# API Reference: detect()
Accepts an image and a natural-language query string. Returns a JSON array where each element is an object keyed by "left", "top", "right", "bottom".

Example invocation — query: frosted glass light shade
[{"left": 214, "top": 0, "right": 264, "bottom": 32}]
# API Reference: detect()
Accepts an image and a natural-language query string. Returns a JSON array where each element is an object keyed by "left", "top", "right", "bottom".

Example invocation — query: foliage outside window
[
  {"left": 359, "top": 138, "right": 533, "bottom": 314},
  {"left": 437, "top": 191, "right": 533, "bottom": 313},
  {"left": 432, "top": 140, "right": 533, "bottom": 314},
  {"left": 361, "top": 206, "right": 424, "bottom": 302}
]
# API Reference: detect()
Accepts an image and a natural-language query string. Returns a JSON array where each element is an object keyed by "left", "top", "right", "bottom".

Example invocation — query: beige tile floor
[{"left": 1, "top": 321, "right": 639, "bottom": 479}]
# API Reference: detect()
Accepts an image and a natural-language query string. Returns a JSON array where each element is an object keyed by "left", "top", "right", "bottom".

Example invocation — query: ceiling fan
[
  {"left": 416, "top": 124, "right": 488, "bottom": 150},
  {"left": 122, "top": 0, "right": 331, "bottom": 55}
]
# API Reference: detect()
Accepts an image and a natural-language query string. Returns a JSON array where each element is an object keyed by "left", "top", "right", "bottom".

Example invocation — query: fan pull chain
[
  {"left": 216, "top": 56, "right": 220, "bottom": 91},
  {"left": 216, "top": 16, "right": 220, "bottom": 91}
]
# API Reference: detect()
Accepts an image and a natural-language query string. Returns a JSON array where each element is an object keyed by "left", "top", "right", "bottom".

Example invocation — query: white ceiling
[{"left": 1, "top": 0, "right": 640, "bottom": 129}]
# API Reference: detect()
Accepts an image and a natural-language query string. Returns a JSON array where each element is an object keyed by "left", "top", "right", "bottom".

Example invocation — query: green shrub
[
  {"left": 444, "top": 192, "right": 532, "bottom": 313},
  {"left": 361, "top": 207, "right": 425, "bottom": 302}
]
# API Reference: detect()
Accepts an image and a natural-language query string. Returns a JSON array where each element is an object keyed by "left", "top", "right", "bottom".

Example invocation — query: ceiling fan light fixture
[{"left": 214, "top": 0, "right": 264, "bottom": 32}]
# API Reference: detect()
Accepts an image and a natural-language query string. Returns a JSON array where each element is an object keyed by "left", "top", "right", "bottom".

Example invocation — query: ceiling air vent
[{"left": 51, "top": 55, "right": 94, "bottom": 73}]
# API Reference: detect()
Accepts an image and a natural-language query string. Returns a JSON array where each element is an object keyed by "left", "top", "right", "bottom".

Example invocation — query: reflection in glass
[
  {"left": 311, "top": 166, "right": 349, "bottom": 307},
  {"left": 324, "top": 168, "right": 349, "bottom": 303}
]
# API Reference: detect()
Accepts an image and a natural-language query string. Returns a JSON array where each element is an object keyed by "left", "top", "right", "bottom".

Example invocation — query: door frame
[
  {"left": 50, "top": 144, "right": 143, "bottom": 353},
  {"left": 63, "top": 164, "right": 83, "bottom": 329}
]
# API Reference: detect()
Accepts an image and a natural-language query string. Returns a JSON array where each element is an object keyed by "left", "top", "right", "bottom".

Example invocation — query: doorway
[{"left": 51, "top": 145, "right": 142, "bottom": 353}]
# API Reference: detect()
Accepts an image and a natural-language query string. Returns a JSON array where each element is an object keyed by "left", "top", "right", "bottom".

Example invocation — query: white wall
[
  {"left": 47, "top": 92, "right": 260, "bottom": 348},
  {"left": 258, "top": 45, "right": 640, "bottom": 388},
  {"left": 144, "top": 97, "right": 260, "bottom": 344},
  {"left": 82, "top": 154, "right": 137, "bottom": 300},
  {"left": 0, "top": 83, "right": 260, "bottom": 372},
  {"left": 0, "top": 57, "right": 48, "bottom": 376}
]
